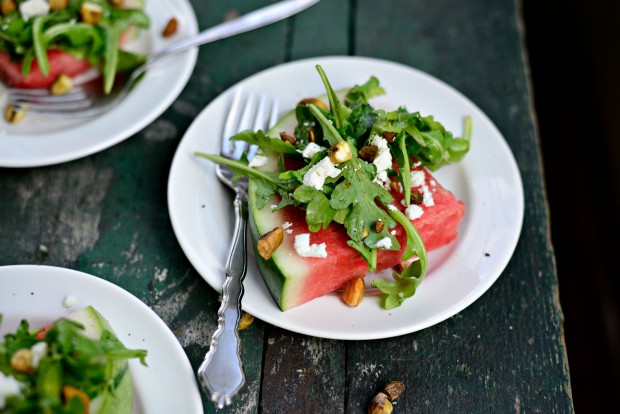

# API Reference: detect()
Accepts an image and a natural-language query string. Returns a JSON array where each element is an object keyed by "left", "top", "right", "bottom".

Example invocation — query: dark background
[{"left": 523, "top": 0, "right": 619, "bottom": 411}]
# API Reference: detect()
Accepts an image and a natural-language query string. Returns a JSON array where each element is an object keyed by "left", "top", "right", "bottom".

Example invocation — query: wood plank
[
  {"left": 347, "top": 0, "right": 574, "bottom": 412},
  {"left": 261, "top": 327, "right": 346, "bottom": 413}
]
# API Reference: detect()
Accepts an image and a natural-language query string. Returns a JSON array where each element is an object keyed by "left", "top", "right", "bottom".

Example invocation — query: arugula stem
[
  {"left": 398, "top": 136, "right": 411, "bottom": 206},
  {"left": 194, "top": 152, "right": 282, "bottom": 186},
  {"left": 32, "top": 16, "right": 50, "bottom": 77},
  {"left": 463, "top": 116, "right": 473, "bottom": 141}
]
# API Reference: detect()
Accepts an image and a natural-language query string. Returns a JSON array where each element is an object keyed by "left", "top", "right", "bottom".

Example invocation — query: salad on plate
[
  {"left": 0, "top": 305, "right": 147, "bottom": 414},
  {"left": 1, "top": 0, "right": 151, "bottom": 122},
  {"left": 196, "top": 65, "right": 472, "bottom": 311}
]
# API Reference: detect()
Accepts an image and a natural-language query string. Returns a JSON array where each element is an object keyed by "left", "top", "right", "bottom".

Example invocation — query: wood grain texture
[{"left": 0, "top": 0, "right": 573, "bottom": 413}]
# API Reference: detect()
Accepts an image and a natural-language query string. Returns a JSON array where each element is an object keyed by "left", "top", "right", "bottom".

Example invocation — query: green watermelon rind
[{"left": 249, "top": 108, "right": 309, "bottom": 311}]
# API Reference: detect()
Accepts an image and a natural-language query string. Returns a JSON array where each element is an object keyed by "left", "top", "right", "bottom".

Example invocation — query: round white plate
[
  {"left": 0, "top": 265, "right": 203, "bottom": 413},
  {"left": 0, "top": 0, "right": 198, "bottom": 168},
  {"left": 168, "top": 56, "right": 524, "bottom": 340}
]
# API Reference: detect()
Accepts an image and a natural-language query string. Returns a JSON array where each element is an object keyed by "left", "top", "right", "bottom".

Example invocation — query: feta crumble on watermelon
[{"left": 196, "top": 65, "right": 471, "bottom": 310}]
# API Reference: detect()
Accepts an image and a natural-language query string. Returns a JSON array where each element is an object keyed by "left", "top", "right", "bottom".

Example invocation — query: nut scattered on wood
[
  {"left": 342, "top": 277, "right": 365, "bottom": 307},
  {"left": 11, "top": 349, "right": 34, "bottom": 374},
  {"left": 308, "top": 128, "right": 316, "bottom": 143},
  {"left": 49, "top": 74, "right": 73, "bottom": 96},
  {"left": 62, "top": 385, "right": 90, "bottom": 410},
  {"left": 162, "top": 17, "right": 178, "bottom": 37},
  {"left": 49, "top": 0, "right": 68, "bottom": 10},
  {"left": 383, "top": 380, "right": 406, "bottom": 401},
  {"left": 5, "top": 104, "right": 26, "bottom": 124},
  {"left": 382, "top": 131, "right": 397, "bottom": 143},
  {"left": 297, "top": 97, "right": 328, "bottom": 111},
  {"left": 374, "top": 219, "right": 385, "bottom": 233},
  {"left": 368, "top": 380, "right": 405, "bottom": 414},
  {"left": 238, "top": 312, "right": 254, "bottom": 330},
  {"left": 359, "top": 145, "right": 379, "bottom": 163},
  {"left": 257, "top": 227, "right": 284, "bottom": 260},
  {"left": 279, "top": 132, "right": 296, "bottom": 145},
  {"left": 81, "top": 2, "right": 103, "bottom": 24},
  {"left": 1, "top": 0, "right": 16, "bottom": 15},
  {"left": 368, "top": 393, "right": 393, "bottom": 414},
  {"left": 328, "top": 141, "right": 352, "bottom": 164}
]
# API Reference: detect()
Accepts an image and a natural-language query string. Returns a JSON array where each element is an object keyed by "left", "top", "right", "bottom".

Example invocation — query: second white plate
[
  {"left": 0, "top": 0, "right": 198, "bottom": 168},
  {"left": 168, "top": 56, "right": 524, "bottom": 340},
  {"left": 0, "top": 265, "right": 203, "bottom": 414}
]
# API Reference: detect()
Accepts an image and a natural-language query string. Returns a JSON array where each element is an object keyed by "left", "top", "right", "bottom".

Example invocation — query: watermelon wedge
[
  {"left": 0, "top": 50, "right": 92, "bottom": 89},
  {"left": 248, "top": 101, "right": 465, "bottom": 311},
  {"left": 249, "top": 147, "right": 465, "bottom": 311}
]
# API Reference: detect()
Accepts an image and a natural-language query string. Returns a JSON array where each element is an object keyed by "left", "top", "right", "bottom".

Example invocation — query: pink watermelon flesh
[
  {"left": 0, "top": 50, "right": 92, "bottom": 89},
  {"left": 252, "top": 162, "right": 465, "bottom": 310}
]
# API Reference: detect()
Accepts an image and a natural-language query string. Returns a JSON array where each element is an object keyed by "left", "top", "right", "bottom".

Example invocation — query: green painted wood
[{"left": 0, "top": 0, "right": 573, "bottom": 412}]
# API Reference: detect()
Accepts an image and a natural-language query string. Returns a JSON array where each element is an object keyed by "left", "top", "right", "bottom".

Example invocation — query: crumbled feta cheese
[
  {"left": 376, "top": 237, "right": 392, "bottom": 249},
  {"left": 413, "top": 161, "right": 422, "bottom": 168},
  {"left": 303, "top": 156, "right": 341, "bottom": 190},
  {"left": 370, "top": 135, "right": 393, "bottom": 176},
  {"left": 30, "top": 342, "right": 48, "bottom": 369},
  {"left": 248, "top": 153, "right": 268, "bottom": 168},
  {"left": 390, "top": 229, "right": 397, "bottom": 235},
  {"left": 410, "top": 170, "right": 426, "bottom": 187},
  {"left": 286, "top": 229, "right": 293, "bottom": 234},
  {"left": 282, "top": 222, "right": 292, "bottom": 229},
  {"left": 19, "top": 0, "right": 49, "bottom": 20},
  {"left": 301, "top": 142, "right": 324, "bottom": 158},
  {"left": 388, "top": 204, "right": 398, "bottom": 211},
  {"left": 421, "top": 183, "right": 435, "bottom": 207},
  {"left": 0, "top": 372, "right": 25, "bottom": 409},
  {"left": 294, "top": 234, "right": 327, "bottom": 258},
  {"left": 63, "top": 295, "right": 76, "bottom": 309},
  {"left": 373, "top": 170, "right": 390, "bottom": 188},
  {"left": 405, "top": 204, "right": 424, "bottom": 220},
  {"left": 430, "top": 179, "right": 436, "bottom": 187},
  {"left": 270, "top": 204, "right": 278, "bottom": 209}
]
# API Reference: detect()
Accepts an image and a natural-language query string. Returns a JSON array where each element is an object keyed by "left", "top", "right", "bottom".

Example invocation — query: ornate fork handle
[{"left": 198, "top": 187, "right": 248, "bottom": 408}]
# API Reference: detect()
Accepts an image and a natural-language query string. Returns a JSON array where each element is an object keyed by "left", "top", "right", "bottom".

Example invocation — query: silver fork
[
  {"left": 6, "top": 0, "right": 318, "bottom": 117},
  {"left": 197, "top": 88, "right": 278, "bottom": 409}
]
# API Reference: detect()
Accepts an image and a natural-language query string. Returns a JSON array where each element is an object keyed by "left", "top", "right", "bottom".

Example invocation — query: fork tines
[{"left": 222, "top": 89, "right": 279, "bottom": 162}]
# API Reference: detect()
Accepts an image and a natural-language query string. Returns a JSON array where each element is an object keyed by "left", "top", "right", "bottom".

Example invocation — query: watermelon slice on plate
[{"left": 250, "top": 156, "right": 465, "bottom": 311}]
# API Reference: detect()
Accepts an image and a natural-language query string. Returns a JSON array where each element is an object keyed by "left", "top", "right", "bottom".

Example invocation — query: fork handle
[
  {"left": 198, "top": 189, "right": 248, "bottom": 409},
  {"left": 146, "top": 0, "right": 319, "bottom": 71}
]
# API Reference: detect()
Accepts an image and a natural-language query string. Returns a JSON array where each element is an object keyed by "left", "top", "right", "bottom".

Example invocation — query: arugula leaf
[
  {"left": 344, "top": 76, "right": 385, "bottom": 105},
  {"left": 307, "top": 103, "right": 344, "bottom": 146},
  {"left": 330, "top": 158, "right": 394, "bottom": 243},
  {"left": 370, "top": 207, "right": 428, "bottom": 308},
  {"left": 231, "top": 130, "right": 298, "bottom": 155},
  {"left": 293, "top": 185, "right": 337, "bottom": 231},
  {"left": 194, "top": 152, "right": 296, "bottom": 210}
]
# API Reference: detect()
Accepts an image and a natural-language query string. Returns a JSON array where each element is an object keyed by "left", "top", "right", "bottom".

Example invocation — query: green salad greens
[
  {"left": 0, "top": 0, "right": 149, "bottom": 93},
  {"left": 0, "top": 311, "right": 146, "bottom": 413},
  {"left": 196, "top": 65, "right": 471, "bottom": 309}
]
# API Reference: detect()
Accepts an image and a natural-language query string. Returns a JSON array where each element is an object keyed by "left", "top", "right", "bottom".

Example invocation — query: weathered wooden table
[{"left": 0, "top": 0, "right": 574, "bottom": 412}]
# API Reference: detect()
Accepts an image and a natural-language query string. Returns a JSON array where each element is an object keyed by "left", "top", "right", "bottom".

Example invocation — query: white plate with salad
[
  {"left": 168, "top": 56, "right": 524, "bottom": 340},
  {"left": 0, "top": 265, "right": 203, "bottom": 413},
  {"left": 0, "top": 0, "right": 198, "bottom": 168}
]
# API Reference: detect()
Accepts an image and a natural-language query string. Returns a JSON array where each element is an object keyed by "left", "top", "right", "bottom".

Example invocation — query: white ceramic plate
[
  {"left": 0, "top": 265, "right": 203, "bottom": 413},
  {"left": 168, "top": 56, "right": 524, "bottom": 340},
  {"left": 0, "top": 0, "right": 198, "bottom": 168}
]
